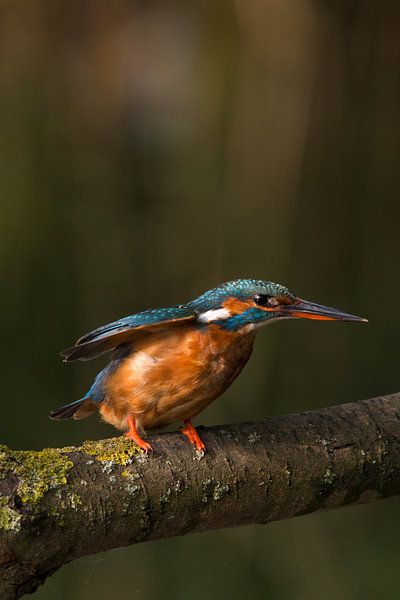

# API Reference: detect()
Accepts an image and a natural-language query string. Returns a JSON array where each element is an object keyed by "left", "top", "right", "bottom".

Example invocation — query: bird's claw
[
  {"left": 194, "top": 447, "right": 205, "bottom": 460},
  {"left": 181, "top": 421, "right": 206, "bottom": 456},
  {"left": 125, "top": 431, "right": 153, "bottom": 453}
]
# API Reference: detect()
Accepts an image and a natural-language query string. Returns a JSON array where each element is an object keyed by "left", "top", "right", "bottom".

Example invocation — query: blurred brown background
[{"left": 1, "top": 1, "right": 400, "bottom": 598}]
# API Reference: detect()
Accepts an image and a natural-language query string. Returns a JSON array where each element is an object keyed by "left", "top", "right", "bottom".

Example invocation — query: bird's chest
[
  {"left": 103, "top": 326, "right": 255, "bottom": 426},
  {"left": 131, "top": 326, "right": 253, "bottom": 392},
  {"left": 167, "top": 327, "right": 253, "bottom": 396}
]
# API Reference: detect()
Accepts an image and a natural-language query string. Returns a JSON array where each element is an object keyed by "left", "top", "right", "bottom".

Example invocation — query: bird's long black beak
[{"left": 284, "top": 299, "right": 368, "bottom": 323}]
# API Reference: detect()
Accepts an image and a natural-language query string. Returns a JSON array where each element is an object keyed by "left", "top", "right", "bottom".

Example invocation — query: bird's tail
[{"left": 49, "top": 396, "right": 96, "bottom": 421}]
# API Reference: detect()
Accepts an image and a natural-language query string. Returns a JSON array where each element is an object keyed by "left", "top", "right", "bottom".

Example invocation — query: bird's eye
[{"left": 254, "top": 294, "right": 279, "bottom": 307}]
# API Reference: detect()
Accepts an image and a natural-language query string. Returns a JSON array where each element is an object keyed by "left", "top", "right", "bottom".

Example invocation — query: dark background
[{"left": 1, "top": 1, "right": 400, "bottom": 598}]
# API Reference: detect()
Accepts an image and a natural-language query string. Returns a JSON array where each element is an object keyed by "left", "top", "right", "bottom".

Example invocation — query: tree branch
[{"left": 1, "top": 393, "right": 400, "bottom": 599}]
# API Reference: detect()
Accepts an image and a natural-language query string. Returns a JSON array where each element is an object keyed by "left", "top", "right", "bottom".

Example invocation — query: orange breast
[{"left": 100, "top": 325, "right": 255, "bottom": 431}]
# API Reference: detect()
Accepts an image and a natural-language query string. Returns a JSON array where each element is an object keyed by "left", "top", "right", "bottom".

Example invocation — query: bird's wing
[{"left": 60, "top": 306, "right": 197, "bottom": 362}]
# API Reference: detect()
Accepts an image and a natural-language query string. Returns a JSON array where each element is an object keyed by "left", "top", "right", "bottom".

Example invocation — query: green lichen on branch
[
  {"left": 0, "top": 445, "right": 74, "bottom": 505},
  {"left": 0, "top": 496, "right": 21, "bottom": 531},
  {"left": 80, "top": 436, "right": 142, "bottom": 466}
]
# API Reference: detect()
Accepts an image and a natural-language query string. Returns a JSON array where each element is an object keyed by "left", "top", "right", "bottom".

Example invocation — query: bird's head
[{"left": 189, "top": 279, "right": 367, "bottom": 332}]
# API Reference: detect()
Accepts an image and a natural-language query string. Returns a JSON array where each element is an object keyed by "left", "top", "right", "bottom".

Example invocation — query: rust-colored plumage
[
  {"left": 50, "top": 279, "right": 367, "bottom": 454},
  {"left": 101, "top": 325, "right": 254, "bottom": 433}
]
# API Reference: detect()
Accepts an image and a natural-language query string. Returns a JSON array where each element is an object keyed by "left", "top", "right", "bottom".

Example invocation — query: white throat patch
[{"left": 197, "top": 307, "right": 231, "bottom": 323}]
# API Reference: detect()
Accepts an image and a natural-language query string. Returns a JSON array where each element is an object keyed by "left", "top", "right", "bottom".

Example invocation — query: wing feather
[{"left": 61, "top": 306, "right": 196, "bottom": 362}]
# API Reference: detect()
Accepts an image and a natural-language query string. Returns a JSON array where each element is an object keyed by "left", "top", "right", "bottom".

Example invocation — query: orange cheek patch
[{"left": 223, "top": 297, "right": 255, "bottom": 314}]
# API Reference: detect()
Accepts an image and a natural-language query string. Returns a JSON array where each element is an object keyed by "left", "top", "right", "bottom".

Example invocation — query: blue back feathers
[
  {"left": 61, "top": 306, "right": 196, "bottom": 362},
  {"left": 78, "top": 306, "right": 194, "bottom": 345}
]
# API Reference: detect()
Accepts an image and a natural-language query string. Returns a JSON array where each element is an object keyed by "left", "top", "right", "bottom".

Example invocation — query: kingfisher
[{"left": 50, "top": 279, "right": 367, "bottom": 454}]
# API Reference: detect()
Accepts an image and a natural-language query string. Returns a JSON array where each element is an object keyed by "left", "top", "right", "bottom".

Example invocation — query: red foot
[
  {"left": 125, "top": 416, "right": 153, "bottom": 453},
  {"left": 181, "top": 419, "right": 206, "bottom": 454}
]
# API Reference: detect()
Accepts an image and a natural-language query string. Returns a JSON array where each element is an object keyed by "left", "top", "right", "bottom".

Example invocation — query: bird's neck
[{"left": 208, "top": 309, "right": 272, "bottom": 333}]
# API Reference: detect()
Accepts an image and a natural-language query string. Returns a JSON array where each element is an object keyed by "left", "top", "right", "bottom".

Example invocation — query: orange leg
[
  {"left": 181, "top": 419, "right": 206, "bottom": 454},
  {"left": 125, "top": 415, "right": 153, "bottom": 453}
]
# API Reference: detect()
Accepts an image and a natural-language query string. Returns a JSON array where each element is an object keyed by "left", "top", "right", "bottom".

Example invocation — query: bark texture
[{"left": 1, "top": 393, "right": 400, "bottom": 599}]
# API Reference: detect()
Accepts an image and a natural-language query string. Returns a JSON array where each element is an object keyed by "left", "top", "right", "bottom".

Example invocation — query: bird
[{"left": 50, "top": 279, "right": 367, "bottom": 454}]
